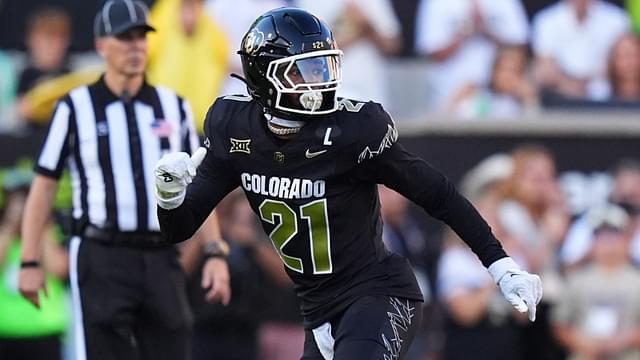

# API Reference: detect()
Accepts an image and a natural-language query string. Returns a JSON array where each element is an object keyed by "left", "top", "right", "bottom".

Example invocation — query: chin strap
[{"left": 229, "top": 73, "right": 249, "bottom": 86}]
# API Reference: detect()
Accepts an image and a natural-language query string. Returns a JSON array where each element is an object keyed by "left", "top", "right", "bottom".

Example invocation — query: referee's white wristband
[
  {"left": 156, "top": 189, "right": 186, "bottom": 210},
  {"left": 487, "top": 257, "right": 522, "bottom": 284}
]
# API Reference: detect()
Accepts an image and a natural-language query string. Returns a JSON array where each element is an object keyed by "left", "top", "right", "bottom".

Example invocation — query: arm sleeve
[
  {"left": 364, "top": 144, "right": 506, "bottom": 267},
  {"left": 354, "top": 105, "right": 507, "bottom": 267},
  {"left": 35, "top": 98, "right": 73, "bottom": 179},
  {"left": 158, "top": 103, "right": 239, "bottom": 243}
]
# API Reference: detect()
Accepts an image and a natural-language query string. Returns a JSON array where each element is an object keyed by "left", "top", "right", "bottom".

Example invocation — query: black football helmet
[{"left": 238, "top": 7, "right": 343, "bottom": 119}]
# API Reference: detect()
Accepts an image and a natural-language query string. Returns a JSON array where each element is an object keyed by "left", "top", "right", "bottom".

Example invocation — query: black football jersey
[{"left": 158, "top": 95, "right": 507, "bottom": 328}]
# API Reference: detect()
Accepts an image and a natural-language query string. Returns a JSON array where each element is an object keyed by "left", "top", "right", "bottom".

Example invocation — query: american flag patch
[{"left": 151, "top": 119, "right": 173, "bottom": 137}]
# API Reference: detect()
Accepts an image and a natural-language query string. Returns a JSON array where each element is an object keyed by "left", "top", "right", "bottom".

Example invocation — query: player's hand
[
  {"left": 201, "top": 257, "right": 231, "bottom": 305},
  {"left": 18, "top": 266, "right": 48, "bottom": 309},
  {"left": 155, "top": 147, "right": 207, "bottom": 210},
  {"left": 488, "top": 257, "right": 543, "bottom": 321}
]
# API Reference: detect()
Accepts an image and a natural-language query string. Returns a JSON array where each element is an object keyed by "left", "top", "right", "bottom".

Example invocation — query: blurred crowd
[
  {"left": 1, "top": 0, "right": 640, "bottom": 359},
  {"left": 432, "top": 147, "right": 640, "bottom": 360},
  {"left": 3, "top": 0, "right": 640, "bottom": 133}
]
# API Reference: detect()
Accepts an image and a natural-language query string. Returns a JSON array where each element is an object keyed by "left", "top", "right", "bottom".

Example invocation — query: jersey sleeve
[
  {"left": 158, "top": 99, "right": 240, "bottom": 243},
  {"left": 354, "top": 104, "right": 507, "bottom": 267},
  {"left": 355, "top": 102, "right": 399, "bottom": 165},
  {"left": 35, "top": 97, "right": 74, "bottom": 179}
]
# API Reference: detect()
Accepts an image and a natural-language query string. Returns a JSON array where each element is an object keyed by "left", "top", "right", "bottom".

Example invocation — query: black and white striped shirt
[{"left": 36, "top": 76, "right": 199, "bottom": 232}]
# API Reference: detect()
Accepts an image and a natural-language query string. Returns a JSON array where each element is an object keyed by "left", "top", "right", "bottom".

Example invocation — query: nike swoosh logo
[{"left": 305, "top": 149, "right": 327, "bottom": 159}]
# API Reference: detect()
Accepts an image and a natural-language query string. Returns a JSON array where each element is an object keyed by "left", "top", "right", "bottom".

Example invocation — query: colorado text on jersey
[{"left": 240, "top": 173, "right": 326, "bottom": 200}]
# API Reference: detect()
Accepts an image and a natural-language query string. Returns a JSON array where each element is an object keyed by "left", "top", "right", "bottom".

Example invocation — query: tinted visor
[{"left": 277, "top": 54, "right": 341, "bottom": 89}]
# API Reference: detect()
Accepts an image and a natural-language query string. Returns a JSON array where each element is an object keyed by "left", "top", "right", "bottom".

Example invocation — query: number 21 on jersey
[{"left": 259, "top": 199, "right": 332, "bottom": 275}]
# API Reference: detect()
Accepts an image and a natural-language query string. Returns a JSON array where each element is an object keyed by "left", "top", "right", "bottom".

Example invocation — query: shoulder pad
[
  {"left": 336, "top": 98, "right": 368, "bottom": 113},
  {"left": 203, "top": 95, "right": 253, "bottom": 135},
  {"left": 355, "top": 102, "right": 398, "bottom": 164},
  {"left": 221, "top": 94, "right": 253, "bottom": 102},
  {"left": 203, "top": 95, "right": 258, "bottom": 153}
]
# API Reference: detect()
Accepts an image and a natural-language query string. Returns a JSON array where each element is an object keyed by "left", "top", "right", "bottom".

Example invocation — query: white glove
[
  {"left": 488, "top": 257, "right": 543, "bottom": 322},
  {"left": 155, "top": 147, "right": 207, "bottom": 210}
]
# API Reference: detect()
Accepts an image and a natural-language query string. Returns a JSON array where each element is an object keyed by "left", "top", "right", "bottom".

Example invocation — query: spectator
[
  {"left": 295, "top": 0, "right": 402, "bottom": 105},
  {"left": 553, "top": 203, "right": 640, "bottom": 360},
  {"left": 0, "top": 51, "right": 17, "bottom": 132},
  {"left": 494, "top": 144, "right": 570, "bottom": 360},
  {"left": 495, "top": 144, "right": 569, "bottom": 277},
  {"left": 0, "top": 167, "right": 69, "bottom": 360},
  {"left": 561, "top": 158, "right": 640, "bottom": 269},
  {"left": 459, "top": 153, "right": 514, "bottom": 208},
  {"left": 437, "top": 235, "right": 525, "bottom": 360},
  {"left": 205, "top": 0, "right": 288, "bottom": 97},
  {"left": 437, "top": 157, "right": 525, "bottom": 360},
  {"left": 415, "top": 0, "right": 529, "bottom": 110},
  {"left": 147, "top": 0, "right": 229, "bottom": 133},
  {"left": 447, "top": 46, "right": 538, "bottom": 119},
  {"left": 606, "top": 33, "right": 640, "bottom": 101},
  {"left": 17, "top": 7, "right": 71, "bottom": 128},
  {"left": 532, "top": 0, "right": 630, "bottom": 101}
]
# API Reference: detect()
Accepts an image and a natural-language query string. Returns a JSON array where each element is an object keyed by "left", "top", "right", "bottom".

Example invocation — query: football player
[{"left": 154, "top": 7, "right": 542, "bottom": 359}]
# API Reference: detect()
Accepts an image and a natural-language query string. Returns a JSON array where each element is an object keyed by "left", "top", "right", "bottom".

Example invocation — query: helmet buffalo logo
[{"left": 243, "top": 29, "right": 265, "bottom": 56}]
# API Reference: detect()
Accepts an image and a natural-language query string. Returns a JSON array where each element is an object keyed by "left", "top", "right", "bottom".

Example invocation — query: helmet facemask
[{"left": 266, "top": 49, "right": 343, "bottom": 116}]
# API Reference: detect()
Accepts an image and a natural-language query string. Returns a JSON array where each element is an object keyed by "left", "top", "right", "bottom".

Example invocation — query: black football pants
[
  {"left": 302, "top": 295, "right": 422, "bottom": 360},
  {"left": 69, "top": 237, "right": 193, "bottom": 360}
]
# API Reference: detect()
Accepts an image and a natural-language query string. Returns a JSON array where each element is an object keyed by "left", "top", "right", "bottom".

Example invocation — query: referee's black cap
[{"left": 94, "top": 0, "right": 155, "bottom": 39}]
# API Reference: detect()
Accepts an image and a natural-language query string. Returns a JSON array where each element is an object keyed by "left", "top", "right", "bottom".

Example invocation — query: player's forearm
[
  {"left": 370, "top": 146, "right": 508, "bottom": 266},
  {"left": 157, "top": 204, "right": 204, "bottom": 244},
  {"left": 157, "top": 159, "right": 233, "bottom": 243},
  {"left": 390, "top": 152, "right": 507, "bottom": 266},
  {"left": 21, "top": 175, "right": 58, "bottom": 262},
  {"left": 427, "top": 178, "right": 507, "bottom": 267}
]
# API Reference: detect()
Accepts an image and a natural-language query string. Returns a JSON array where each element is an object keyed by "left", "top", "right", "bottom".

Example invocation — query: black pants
[
  {"left": 70, "top": 237, "right": 193, "bottom": 360},
  {"left": 0, "top": 335, "right": 62, "bottom": 360},
  {"left": 302, "top": 296, "right": 422, "bottom": 360}
]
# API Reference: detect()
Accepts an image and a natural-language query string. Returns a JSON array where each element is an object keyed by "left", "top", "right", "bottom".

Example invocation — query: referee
[{"left": 18, "top": 1, "right": 231, "bottom": 359}]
